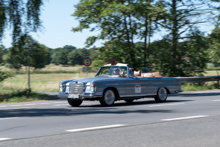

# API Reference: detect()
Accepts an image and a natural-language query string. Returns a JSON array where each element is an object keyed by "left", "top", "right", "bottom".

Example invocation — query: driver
[
  {"left": 112, "top": 68, "right": 120, "bottom": 75},
  {"left": 129, "top": 68, "right": 134, "bottom": 77}
]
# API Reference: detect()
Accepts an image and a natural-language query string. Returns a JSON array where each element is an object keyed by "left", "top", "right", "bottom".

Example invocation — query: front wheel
[
  {"left": 67, "top": 99, "right": 83, "bottom": 107},
  {"left": 154, "top": 87, "right": 168, "bottom": 102},
  {"left": 99, "top": 89, "right": 115, "bottom": 106}
]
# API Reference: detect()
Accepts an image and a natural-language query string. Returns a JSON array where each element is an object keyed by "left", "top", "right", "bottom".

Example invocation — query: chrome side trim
[{"left": 120, "top": 93, "right": 156, "bottom": 97}]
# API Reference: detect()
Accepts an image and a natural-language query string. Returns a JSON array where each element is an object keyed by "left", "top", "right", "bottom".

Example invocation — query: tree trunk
[
  {"left": 144, "top": 16, "right": 148, "bottom": 67},
  {"left": 170, "top": 0, "right": 178, "bottom": 76},
  {"left": 147, "top": 16, "right": 152, "bottom": 67}
]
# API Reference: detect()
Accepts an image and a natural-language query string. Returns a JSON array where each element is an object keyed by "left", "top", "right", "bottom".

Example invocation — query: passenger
[{"left": 108, "top": 57, "right": 117, "bottom": 65}]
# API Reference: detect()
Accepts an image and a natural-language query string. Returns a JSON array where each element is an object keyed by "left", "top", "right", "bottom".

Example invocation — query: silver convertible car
[{"left": 58, "top": 65, "right": 182, "bottom": 106}]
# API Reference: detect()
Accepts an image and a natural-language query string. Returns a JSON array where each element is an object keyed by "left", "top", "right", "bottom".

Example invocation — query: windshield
[{"left": 95, "top": 66, "right": 128, "bottom": 78}]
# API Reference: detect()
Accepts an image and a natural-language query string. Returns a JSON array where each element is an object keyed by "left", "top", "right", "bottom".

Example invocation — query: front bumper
[
  {"left": 58, "top": 92, "right": 103, "bottom": 99},
  {"left": 58, "top": 92, "right": 68, "bottom": 98}
]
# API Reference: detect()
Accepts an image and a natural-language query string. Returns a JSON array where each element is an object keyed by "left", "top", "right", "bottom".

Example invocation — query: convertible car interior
[{"left": 134, "top": 70, "right": 162, "bottom": 78}]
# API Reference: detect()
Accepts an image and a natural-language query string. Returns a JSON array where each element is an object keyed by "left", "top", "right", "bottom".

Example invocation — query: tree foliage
[
  {"left": 0, "top": 45, "right": 7, "bottom": 65},
  {"left": 0, "top": 70, "right": 13, "bottom": 82},
  {"left": 72, "top": 0, "right": 165, "bottom": 69},
  {"left": 0, "top": 0, "right": 43, "bottom": 43},
  {"left": 154, "top": 0, "right": 216, "bottom": 76},
  {"left": 72, "top": 0, "right": 219, "bottom": 76},
  {"left": 208, "top": 27, "right": 220, "bottom": 66},
  {"left": 4, "top": 35, "right": 48, "bottom": 69}
]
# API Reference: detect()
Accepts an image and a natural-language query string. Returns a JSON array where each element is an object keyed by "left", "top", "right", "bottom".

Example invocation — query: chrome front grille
[{"left": 69, "top": 83, "right": 84, "bottom": 94}]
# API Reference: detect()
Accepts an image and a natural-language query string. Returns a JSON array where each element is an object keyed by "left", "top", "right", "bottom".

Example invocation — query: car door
[
  {"left": 142, "top": 77, "right": 162, "bottom": 95},
  {"left": 140, "top": 67, "right": 162, "bottom": 95},
  {"left": 124, "top": 76, "right": 146, "bottom": 96}
]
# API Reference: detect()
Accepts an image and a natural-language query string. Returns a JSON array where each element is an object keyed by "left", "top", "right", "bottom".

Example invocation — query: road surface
[{"left": 0, "top": 90, "right": 220, "bottom": 147}]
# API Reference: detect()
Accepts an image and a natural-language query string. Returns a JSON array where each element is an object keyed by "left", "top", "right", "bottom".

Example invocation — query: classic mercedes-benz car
[{"left": 58, "top": 65, "right": 182, "bottom": 106}]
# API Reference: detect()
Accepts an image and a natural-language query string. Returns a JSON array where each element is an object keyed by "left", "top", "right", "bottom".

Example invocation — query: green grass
[
  {"left": 0, "top": 90, "right": 56, "bottom": 103},
  {"left": 0, "top": 65, "right": 97, "bottom": 103},
  {"left": 182, "top": 82, "right": 220, "bottom": 91},
  {"left": 0, "top": 72, "right": 96, "bottom": 93}
]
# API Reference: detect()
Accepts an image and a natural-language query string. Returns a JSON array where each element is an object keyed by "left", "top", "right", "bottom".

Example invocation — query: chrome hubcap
[
  {"left": 158, "top": 88, "right": 167, "bottom": 100},
  {"left": 104, "top": 90, "right": 115, "bottom": 105}
]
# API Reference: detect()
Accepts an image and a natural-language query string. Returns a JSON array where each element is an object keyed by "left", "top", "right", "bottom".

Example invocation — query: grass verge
[
  {"left": 0, "top": 89, "right": 57, "bottom": 103},
  {"left": 1, "top": 73, "right": 96, "bottom": 92},
  {"left": 182, "top": 82, "right": 220, "bottom": 91}
]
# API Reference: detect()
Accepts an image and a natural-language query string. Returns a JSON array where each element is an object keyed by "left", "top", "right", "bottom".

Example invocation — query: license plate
[{"left": 68, "top": 94, "right": 79, "bottom": 99}]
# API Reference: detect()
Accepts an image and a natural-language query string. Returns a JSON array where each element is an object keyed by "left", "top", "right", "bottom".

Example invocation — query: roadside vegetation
[
  {"left": 0, "top": 65, "right": 97, "bottom": 103},
  {"left": 0, "top": 89, "right": 56, "bottom": 103},
  {"left": 182, "top": 82, "right": 220, "bottom": 92}
]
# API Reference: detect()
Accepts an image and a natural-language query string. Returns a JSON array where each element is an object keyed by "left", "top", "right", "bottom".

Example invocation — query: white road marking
[
  {"left": 0, "top": 138, "right": 11, "bottom": 141},
  {"left": 162, "top": 115, "right": 209, "bottom": 121},
  {"left": 0, "top": 117, "right": 18, "bottom": 121},
  {"left": 0, "top": 106, "right": 6, "bottom": 108},
  {"left": 54, "top": 104, "right": 67, "bottom": 106},
  {"left": 148, "top": 102, "right": 185, "bottom": 107},
  {"left": 1, "top": 106, "right": 33, "bottom": 109},
  {"left": 213, "top": 100, "right": 220, "bottom": 102},
  {"left": 10, "top": 105, "right": 22, "bottom": 107},
  {"left": 66, "top": 124, "right": 126, "bottom": 132},
  {"left": 38, "top": 102, "right": 50, "bottom": 105},
  {"left": 24, "top": 104, "right": 36, "bottom": 106}
]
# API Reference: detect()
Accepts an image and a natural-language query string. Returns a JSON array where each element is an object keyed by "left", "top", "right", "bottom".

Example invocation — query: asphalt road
[{"left": 0, "top": 90, "right": 220, "bottom": 147}]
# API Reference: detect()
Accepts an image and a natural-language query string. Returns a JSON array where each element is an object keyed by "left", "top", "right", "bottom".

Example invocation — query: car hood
[{"left": 74, "top": 77, "right": 126, "bottom": 84}]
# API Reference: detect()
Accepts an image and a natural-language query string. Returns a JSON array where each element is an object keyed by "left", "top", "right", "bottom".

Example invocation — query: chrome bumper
[{"left": 58, "top": 92, "right": 103, "bottom": 99}]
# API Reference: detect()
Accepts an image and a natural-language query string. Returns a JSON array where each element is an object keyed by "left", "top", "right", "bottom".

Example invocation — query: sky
[
  {"left": 2, "top": 0, "right": 103, "bottom": 49},
  {"left": 1, "top": 0, "right": 216, "bottom": 49}
]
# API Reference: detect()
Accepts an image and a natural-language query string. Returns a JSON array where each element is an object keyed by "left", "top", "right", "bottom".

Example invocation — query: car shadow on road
[{"left": 0, "top": 99, "right": 189, "bottom": 118}]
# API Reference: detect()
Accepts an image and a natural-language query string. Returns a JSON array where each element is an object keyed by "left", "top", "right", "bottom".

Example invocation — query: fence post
[{"left": 217, "top": 69, "right": 220, "bottom": 87}]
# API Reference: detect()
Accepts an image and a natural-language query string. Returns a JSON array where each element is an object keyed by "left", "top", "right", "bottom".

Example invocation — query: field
[{"left": 0, "top": 65, "right": 96, "bottom": 94}]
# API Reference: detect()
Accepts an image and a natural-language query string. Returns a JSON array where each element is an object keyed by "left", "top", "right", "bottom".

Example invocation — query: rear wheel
[
  {"left": 67, "top": 98, "right": 83, "bottom": 107},
  {"left": 100, "top": 89, "right": 115, "bottom": 106},
  {"left": 154, "top": 87, "right": 168, "bottom": 102}
]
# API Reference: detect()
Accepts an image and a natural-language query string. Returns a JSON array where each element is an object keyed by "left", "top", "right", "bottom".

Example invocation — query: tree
[
  {"left": 134, "top": 1, "right": 166, "bottom": 67},
  {"left": 30, "top": 43, "right": 48, "bottom": 69},
  {"left": 51, "top": 49, "right": 69, "bottom": 65},
  {"left": 0, "top": 45, "right": 7, "bottom": 65},
  {"left": 50, "top": 45, "right": 77, "bottom": 66},
  {"left": 4, "top": 35, "right": 48, "bottom": 69},
  {"left": 72, "top": 0, "right": 165, "bottom": 69},
  {"left": 63, "top": 45, "right": 76, "bottom": 51},
  {"left": 208, "top": 27, "right": 220, "bottom": 66},
  {"left": 67, "top": 48, "right": 90, "bottom": 65},
  {"left": 3, "top": 49, "right": 22, "bottom": 70},
  {"left": 156, "top": 0, "right": 217, "bottom": 76},
  {"left": 0, "top": 70, "right": 13, "bottom": 82},
  {"left": 67, "top": 50, "right": 83, "bottom": 65},
  {"left": 0, "top": 45, "right": 13, "bottom": 82},
  {"left": 0, "top": 0, "right": 43, "bottom": 43},
  {"left": 178, "top": 28, "right": 209, "bottom": 76}
]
